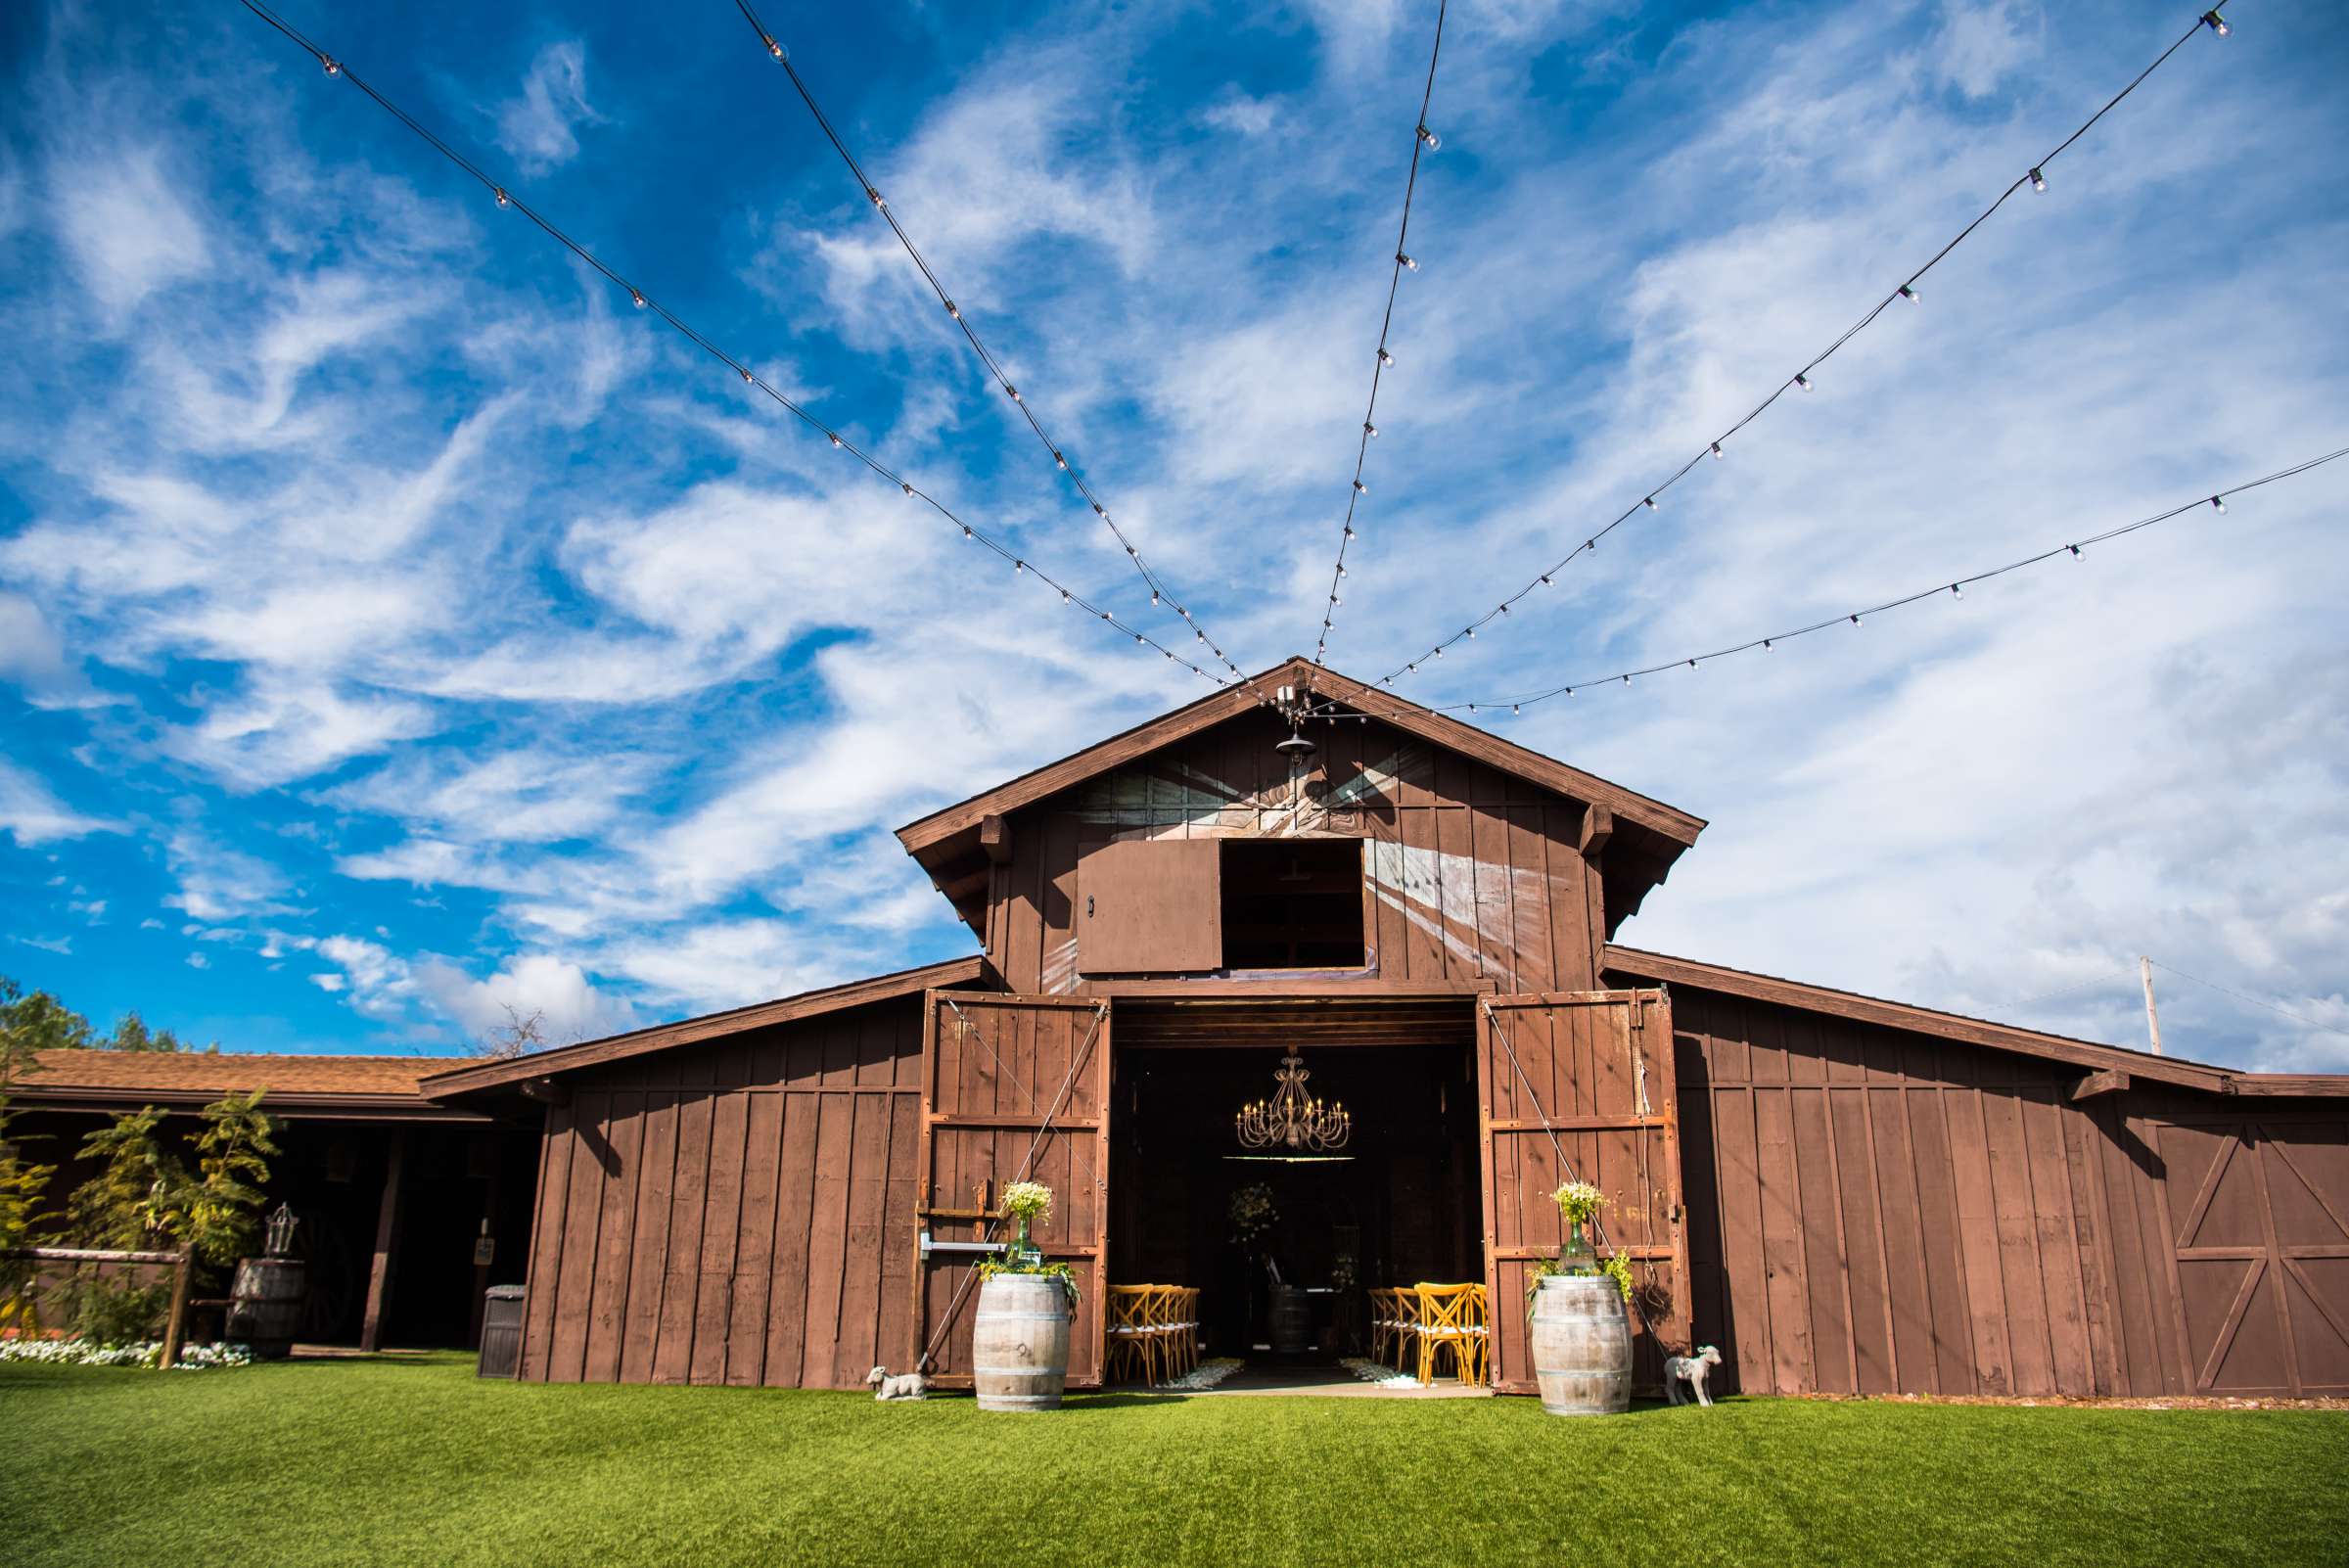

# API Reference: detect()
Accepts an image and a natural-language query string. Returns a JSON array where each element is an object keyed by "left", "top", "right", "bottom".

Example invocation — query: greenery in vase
[
  {"left": 1228, "top": 1182, "right": 1276, "bottom": 1245},
  {"left": 980, "top": 1181, "right": 1079, "bottom": 1305}
]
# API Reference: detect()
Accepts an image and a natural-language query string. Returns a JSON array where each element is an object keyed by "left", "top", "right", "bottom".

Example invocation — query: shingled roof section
[{"left": 7, "top": 1050, "right": 486, "bottom": 1122}]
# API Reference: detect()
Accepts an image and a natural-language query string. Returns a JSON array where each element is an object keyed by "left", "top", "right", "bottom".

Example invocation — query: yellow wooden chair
[
  {"left": 1107, "top": 1284, "right": 1159, "bottom": 1385},
  {"left": 1415, "top": 1282, "right": 1481, "bottom": 1386},
  {"left": 1463, "top": 1282, "right": 1491, "bottom": 1385},
  {"left": 1144, "top": 1285, "right": 1182, "bottom": 1383},
  {"left": 1367, "top": 1287, "right": 1395, "bottom": 1367},
  {"left": 1388, "top": 1285, "right": 1424, "bottom": 1372}
]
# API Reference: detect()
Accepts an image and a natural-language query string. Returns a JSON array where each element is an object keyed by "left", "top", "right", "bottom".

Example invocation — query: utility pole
[{"left": 2140, "top": 955, "right": 2164, "bottom": 1056}]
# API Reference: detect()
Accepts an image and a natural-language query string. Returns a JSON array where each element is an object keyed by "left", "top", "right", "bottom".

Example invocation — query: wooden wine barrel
[
  {"left": 1269, "top": 1286, "right": 1311, "bottom": 1354},
  {"left": 972, "top": 1274, "right": 1071, "bottom": 1411},
  {"left": 1528, "top": 1273, "right": 1631, "bottom": 1415},
  {"left": 225, "top": 1257, "right": 308, "bottom": 1360}
]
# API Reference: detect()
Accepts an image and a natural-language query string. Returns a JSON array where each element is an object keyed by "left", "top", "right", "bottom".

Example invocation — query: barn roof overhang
[
  {"left": 7, "top": 1051, "right": 497, "bottom": 1124},
  {"left": 896, "top": 657, "right": 1707, "bottom": 937},
  {"left": 418, "top": 954, "right": 992, "bottom": 1102},
  {"left": 1603, "top": 945, "right": 2349, "bottom": 1099}
]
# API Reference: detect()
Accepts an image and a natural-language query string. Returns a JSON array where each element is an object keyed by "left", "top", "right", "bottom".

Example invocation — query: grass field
[{"left": 3, "top": 1355, "right": 2344, "bottom": 1568}]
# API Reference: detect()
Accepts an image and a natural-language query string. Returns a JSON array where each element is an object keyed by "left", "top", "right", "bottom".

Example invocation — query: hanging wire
[
  {"left": 1305, "top": 442, "right": 2347, "bottom": 720},
  {"left": 1369, "top": 3, "right": 2239, "bottom": 689},
  {"left": 232, "top": 0, "right": 1227, "bottom": 691},
  {"left": 2148, "top": 960, "right": 2349, "bottom": 1045},
  {"left": 1311, "top": 0, "right": 1450, "bottom": 669},
  {"left": 727, "top": 1, "right": 1247, "bottom": 681}
]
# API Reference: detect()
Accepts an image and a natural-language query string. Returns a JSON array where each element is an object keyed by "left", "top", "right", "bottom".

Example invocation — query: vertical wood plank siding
[
  {"left": 1665, "top": 984, "right": 2349, "bottom": 1398},
  {"left": 987, "top": 706, "right": 1604, "bottom": 994},
  {"left": 516, "top": 993, "right": 932, "bottom": 1389}
]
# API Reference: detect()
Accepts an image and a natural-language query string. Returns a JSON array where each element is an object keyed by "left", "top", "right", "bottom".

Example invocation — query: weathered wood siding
[
  {"left": 1669, "top": 985, "right": 2349, "bottom": 1398},
  {"left": 516, "top": 992, "right": 927, "bottom": 1389},
  {"left": 985, "top": 706, "right": 1606, "bottom": 994}
]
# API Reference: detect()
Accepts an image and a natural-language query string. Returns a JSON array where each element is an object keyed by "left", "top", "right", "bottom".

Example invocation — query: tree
[
  {"left": 0, "top": 976, "right": 95, "bottom": 1060},
  {"left": 473, "top": 1004, "right": 580, "bottom": 1060},
  {"left": 185, "top": 1090, "right": 277, "bottom": 1267},
  {"left": 103, "top": 1012, "right": 188, "bottom": 1053}
]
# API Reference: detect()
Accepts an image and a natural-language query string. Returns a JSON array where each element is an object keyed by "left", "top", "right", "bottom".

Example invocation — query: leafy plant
[
  {"left": 1550, "top": 1180, "right": 1607, "bottom": 1225},
  {"left": 186, "top": 1091, "right": 278, "bottom": 1267},
  {"left": 1228, "top": 1182, "right": 1276, "bottom": 1245},
  {"left": 999, "top": 1180, "right": 1054, "bottom": 1226},
  {"left": 1598, "top": 1252, "right": 1635, "bottom": 1303},
  {"left": 977, "top": 1256, "right": 1081, "bottom": 1307}
]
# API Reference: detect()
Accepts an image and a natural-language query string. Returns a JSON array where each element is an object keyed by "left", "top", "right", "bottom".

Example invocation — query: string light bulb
[
  {"left": 2202, "top": 10, "right": 2229, "bottom": 35},
  {"left": 1950, "top": 582, "right": 1962, "bottom": 597},
  {"left": 630, "top": 289, "right": 647, "bottom": 309},
  {"left": 739, "top": 368, "right": 754, "bottom": 385},
  {"left": 1899, "top": 284, "right": 1919, "bottom": 303},
  {"left": 765, "top": 34, "right": 786, "bottom": 60},
  {"left": 1417, "top": 124, "right": 1441, "bottom": 151},
  {"left": 944, "top": 300, "right": 960, "bottom": 319},
  {"left": 1643, "top": 496, "right": 1658, "bottom": 511},
  {"left": 493, "top": 187, "right": 510, "bottom": 208},
  {"left": 2030, "top": 166, "right": 2048, "bottom": 193},
  {"left": 2208, "top": 495, "right": 2226, "bottom": 513},
  {"left": 829, "top": 433, "right": 843, "bottom": 447},
  {"left": 1398, "top": 252, "right": 1418, "bottom": 272},
  {"left": 1377, "top": 346, "right": 1395, "bottom": 368},
  {"left": 1710, "top": 441, "right": 1726, "bottom": 460},
  {"left": 1850, "top": 613, "right": 1863, "bottom": 626},
  {"left": 1363, "top": 421, "right": 1379, "bottom": 438},
  {"left": 1353, "top": 479, "right": 1367, "bottom": 494},
  {"left": 320, "top": 55, "right": 341, "bottom": 76},
  {"left": 1794, "top": 372, "right": 1814, "bottom": 392}
]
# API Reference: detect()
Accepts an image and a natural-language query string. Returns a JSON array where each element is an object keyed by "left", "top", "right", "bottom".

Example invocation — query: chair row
[
  {"left": 1369, "top": 1283, "right": 1490, "bottom": 1385},
  {"left": 1107, "top": 1284, "right": 1201, "bottom": 1386}
]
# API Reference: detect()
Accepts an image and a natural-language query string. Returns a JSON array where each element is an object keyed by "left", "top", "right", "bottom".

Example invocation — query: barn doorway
[{"left": 1106, "top": 1022, "right": 1484, "bottom": 1378}]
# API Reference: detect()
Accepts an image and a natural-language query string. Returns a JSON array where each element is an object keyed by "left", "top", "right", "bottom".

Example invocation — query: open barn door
[
  {"left": 909, "top": 992, "right": 1110, "bottom": 1389},
  {"left": 1479, "top": 990, "right": 1690, "bottom": 1393}
]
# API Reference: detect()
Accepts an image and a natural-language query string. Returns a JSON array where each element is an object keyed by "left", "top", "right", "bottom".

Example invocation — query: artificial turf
[{"left": 2, "top": 1354, "right": 2343, "bottom": 1568}]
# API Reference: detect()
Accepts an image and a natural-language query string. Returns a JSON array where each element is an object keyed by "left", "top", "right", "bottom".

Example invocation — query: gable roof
[
  {"left": 897, "top": 657, "right": 1706, "bottom": 855},
  {"left": 7, "top": 1050, "right": 483, "bottom": 1121},
  {"left": 1602, "top": 945, "right": 2346, "bottom": 1098},
  {"left": 420, "top": 954, "right": 990, "bottom": 1098}
]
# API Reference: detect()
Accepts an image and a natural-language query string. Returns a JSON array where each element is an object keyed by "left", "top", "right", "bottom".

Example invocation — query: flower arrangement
[
  {"left": 979, "top": 1180, "right": 1079, "bottom": 1305},
  {"left": 1228, "top": 1183, "right": 1276, "bottom": 1246},
  {"left": 1551, "top": 1180, "right": 1606, "bottom": 1225}
]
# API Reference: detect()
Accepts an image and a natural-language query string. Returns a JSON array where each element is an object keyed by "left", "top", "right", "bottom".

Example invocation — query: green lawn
[{"left": 3, "top": 1356, "right": 2342, "bottom": 1568}]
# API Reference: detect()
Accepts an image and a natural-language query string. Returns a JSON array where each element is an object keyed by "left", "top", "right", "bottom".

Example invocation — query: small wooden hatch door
[
  {"left": 1477, "top": 990, "right": 1690, "bottom": 1394},
  {"left": 909, "top": 992, "right": 1110, "bottom": 1388},
  {"left": 1075, "top": 837, "right": 1221, "bottom": 974}
]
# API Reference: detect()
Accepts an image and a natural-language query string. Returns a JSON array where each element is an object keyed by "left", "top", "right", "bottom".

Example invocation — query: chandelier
[{"left": 1234, "top": 1053, "right": 1351, "bottom": 1152}]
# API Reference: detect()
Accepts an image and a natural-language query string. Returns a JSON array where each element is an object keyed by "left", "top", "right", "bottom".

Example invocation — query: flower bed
[{"left": 0, "top": 1337, "right": 254, "bottom": 1370}]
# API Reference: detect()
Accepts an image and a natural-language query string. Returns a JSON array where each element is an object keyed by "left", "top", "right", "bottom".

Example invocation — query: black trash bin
[{"left": 478, "top": 1285, "right": 527, "bottom": 1378}]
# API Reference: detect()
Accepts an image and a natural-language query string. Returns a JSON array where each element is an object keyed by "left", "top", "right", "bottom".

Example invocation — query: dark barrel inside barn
[
  {"left": 410, "top": 659, "right": 2349, "bottom": 1400},
  {"left": 225, "top": 1258, "right": 307, "bottom": 1359}
]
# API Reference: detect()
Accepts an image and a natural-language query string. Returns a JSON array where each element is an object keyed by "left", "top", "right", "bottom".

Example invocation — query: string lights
[
  {"left": 232, "top": 0, "right": 1230, "bottom": 691},
  {"left": 724, "top": 0, "right": 1244, "bottom": 681},
  {"left": 1311, "top": 0, "right": 1450, "bottom": 669},
  {"left": 1369, "top": 4, "right": 2235, "bottom": 689},
  {"left": 1304, "top": 443, "right": 2346, "bottom": 723}
]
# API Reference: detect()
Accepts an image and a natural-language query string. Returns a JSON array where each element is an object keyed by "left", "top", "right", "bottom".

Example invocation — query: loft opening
[{"left": 1221, "top": 838, "right": 1364, "bottom": 971}]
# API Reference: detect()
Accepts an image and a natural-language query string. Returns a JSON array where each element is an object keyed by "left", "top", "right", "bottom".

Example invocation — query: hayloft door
[
  {"left": 909, "top": 992, "right": 1111, "bottom": 1389},
  {"left": 1478, "top": 990, "right": 1690, "bottom": 1393}
]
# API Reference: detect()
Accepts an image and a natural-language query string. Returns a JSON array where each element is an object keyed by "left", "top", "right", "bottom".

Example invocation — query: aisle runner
[
  {"left": 1161, "top": 1358, "right": 1243, "bottom": 1392},
  {"left": 1338, "top": 1357, "right": 1422, "bottom": 1389}
]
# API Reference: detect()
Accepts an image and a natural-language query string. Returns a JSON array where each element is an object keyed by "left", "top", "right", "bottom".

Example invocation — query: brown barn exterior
[{"left": 422, "top": 658, "right": 2349, "bottom": 1399}]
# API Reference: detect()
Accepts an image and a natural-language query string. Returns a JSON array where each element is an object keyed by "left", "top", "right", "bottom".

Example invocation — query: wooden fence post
[{"left": 159, "top": 1243, "right": 195, "bottom": 1369}]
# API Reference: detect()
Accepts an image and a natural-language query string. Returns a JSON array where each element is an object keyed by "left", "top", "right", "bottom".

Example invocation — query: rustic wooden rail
[{"left": 2, "top": 1244, "right": 196, "bottom": 1368}]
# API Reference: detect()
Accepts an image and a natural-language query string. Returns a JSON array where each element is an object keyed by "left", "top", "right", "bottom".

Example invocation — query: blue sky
[{"left": 2, "top": 0, "right": 2344, "bottom": 1068}]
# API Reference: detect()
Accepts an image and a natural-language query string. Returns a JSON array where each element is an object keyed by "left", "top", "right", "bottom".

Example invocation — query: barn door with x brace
[
  {"left": 908, "top": 992, "right": 1110, "bottom": 1389},
  {"left": 1479, "top": 990, "right": 1691, "bottom": 1394}
]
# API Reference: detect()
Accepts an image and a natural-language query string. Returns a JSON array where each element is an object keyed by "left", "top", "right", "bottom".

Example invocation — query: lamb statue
[
  {"left": 867, "top": 1365, "right": 928, "bottom": 1402},
  {"left": 1664, "top": 1345, "right": 1723, "bottom": 1407}
]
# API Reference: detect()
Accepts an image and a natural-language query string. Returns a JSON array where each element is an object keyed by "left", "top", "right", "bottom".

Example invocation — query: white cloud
[
  {"left": 185, "top": 951, "right": 210, "bottom": 970},
  {"left": 164, "top": 830, "right": 297, "bottom": 923},
  {"left": 412, "top": 952, "right": 637, "bottom": 1045},
  {"left": 1932, "top": 0, "right": 2043, "bottom": 101},
  {"left": 49, "top": 144, "right": 208, "bottom": 317},
  {"left": 10, "top": 935, "right": 73, "bottom": 956},
  {"left": 493, "top": 41, "right": 604, "bottom": 174},
  {"left": 0, "top": 761, "right": 116, "bottom": 846}
]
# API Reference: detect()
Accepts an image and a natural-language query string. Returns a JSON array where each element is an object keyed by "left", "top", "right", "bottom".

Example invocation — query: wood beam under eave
[
  {"left": 980, "top": 813, "right": 1012, "bottom": 864},
  {"left": 1579, "top": 803, "right": 1615, "bottom": 859},
  {"left": 939, "top": 866, "right": 992, "bottom": 904},
  {"left": 2072, "top": 1068, "right": 2130, "bottom": 1101},
  {"left": 518, "top": 1077, "right": 570, "bottom": 1108}
]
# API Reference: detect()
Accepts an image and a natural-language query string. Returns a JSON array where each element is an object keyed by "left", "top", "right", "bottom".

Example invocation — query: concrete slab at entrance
[{"left": 1187, "top": 1362, "right": 1492, "bottom": 1399}]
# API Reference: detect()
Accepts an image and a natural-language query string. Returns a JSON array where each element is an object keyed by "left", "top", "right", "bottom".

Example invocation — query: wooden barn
[{"left": 422, "top": 658, "right": 2349, "bottom": 1400}]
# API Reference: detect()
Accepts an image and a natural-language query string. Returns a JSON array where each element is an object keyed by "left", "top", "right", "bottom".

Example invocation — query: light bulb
[
  {"left": 1363, "top": 421, "right": 1379, "bottom": 438},
  {"left": 1710, "top": 441, "right": 1725, "bottom": 459},
  {"left": 2068, "top": 543, "right": 2082, "bottom": 557},
  {"left": 1850, "top": 614, "right": 1862, "bottom": 626},
  {"left": 1338, "top": 565, "right": 1349, "bottom": 577},
  {"left": 1376, "top": 347, "right": 1395, "bottom": 368},
  {"left": 1353, "top": 479, "right": 1366, "bottom": 494},
  {"left": 2030, "top": 166, "right": 2047, "bottom": 193},
  {"left": 1899, "top": 283, "right": 1919, "bottom": 302},
  {"left": 1498, "top": 603, "right": 1510, "bottom": 615},
  {"left": 2202, "top": 10, "right": 2229, "bottom": 36},
  {"left": 1510, "top": 704, "right": 1520, "bottom": 715},
  {"left": 1398, "top": 252, "right": 1418, "bottom": 272},
  {"left": 961, "top": 525, "right": 974, "bottom": 539},
  {"left": 829, "top": 433, "right": 843, "bottom": 448},
  {"left": 866, "top": 186, "right": 886, "bottom": 208},
  {"left": 1135, "top": 634, "right": 1146, "bottom": 646},
  {"left": 1006, "top": 385, "right": 1021, "bottom": 402},
  {"left": 1435, "top": 646, "right": 1444, "bottom": 659},
  {"left": 2209, "top": 495, "right": 2226, "bottom": 513},
  {"left": 1642, "top": 496, "right": 1658, "bottom": 511},
  {"left": 1330, "top": 594, "right": 1342, "bottom": 606},
  {"left": 1564, "top": 687, "right": 1574, "bottom": 698},
  {"left": 1464, "top": 625, "right": 1475, "bottom": 638},
  {"left": 1794, "top": 372, "right": 1813, "bottom": 392},
  {"left": 630, "top": 290, "right": 647, "bottom": 309},
  {"left": 1950, "top": 583, "right": 1962, "bottom": 597},
  {"left": 766, "top": 34, "right": 786, "bottom": 60},
  {"left": 1467, "top": 704, "right": 1477, "bottom": 714},
  {"left": 1686, "top": 659, "right": 1697, "bottom": 669},
  {"left": 903, "top": 483, "right": 917, "bottom": 497},
  {"left": 944, "top": 300, "right": 960, "bottom": 319},
  {"left": 1540, "top": 574, "right": 1552, "bottom": 585},
  {"left": 740, "top": 368, "right": 754, "bottom": 385},
  {"left": 1015, "top": 560, "right": 1026, "bottom": 574},
  {"left": 1061, "top": 589, "right": 1072, "bottom": 603},
  {"left": 494, "top": 187, "right": 510, "bottom": 208},
  {"left": 321, "top": 55, "right": 341, "bottom": 76},
  {"left": 1762, "top": 639, "right": 1773, "bottom": 650},
  {"left": 1343, "top": 525, "right": 1356, "bottom": 540},
  {"left": 1417, "top": 124, "right": 1440, "bottom": 151}
]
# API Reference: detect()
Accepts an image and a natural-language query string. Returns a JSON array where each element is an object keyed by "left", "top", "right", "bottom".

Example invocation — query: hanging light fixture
[{"left": 1235, "top": 1053, "right": 1351, "bottom": 1152}]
